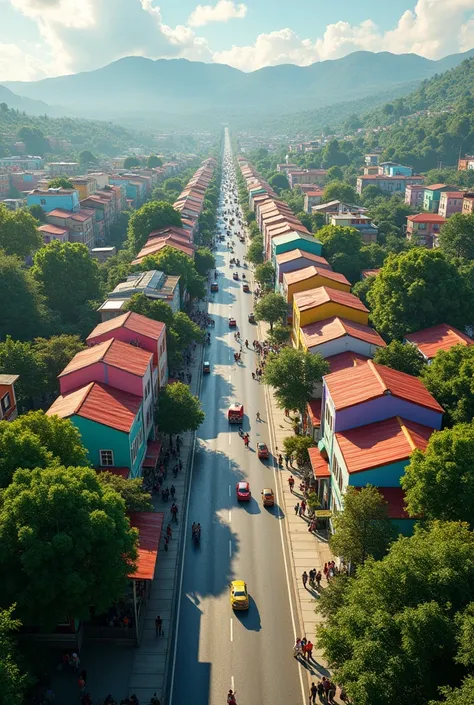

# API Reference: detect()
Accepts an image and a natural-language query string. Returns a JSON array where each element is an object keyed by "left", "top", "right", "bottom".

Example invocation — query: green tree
[
  {"left": 254, "top": 292, "right": 288, "bottom": 331},
  {"left": 283, "top": 435, "right": 315, "bottom": 467},
  {"left": 327, "top": 165, "right": 344, "bottom": 181},
  {"left": 98, "top": 472, "right": 153, "bottom": 512},
  {"left": 163, "top": 177, "right": 183, "bottom": 193},
  {"left": 268, "top": 172, "right": 290, "bottom": 193},
  {"left": 0, "top": 605, "right": 32, "bottom": 705},
  {"left": 194, "top": 247, "right": 215, "bottom": 276},
  {"left": 438, "top": 213, "right": 474, "bottom": 260},
  {"left": 318, "top": 224, "right": 363, "bottom": 281},
  {"left": 17, "top": 126, "right": 49, "bottom": 155},
  {"left": 373, "top": 340, "right": 426, "bottom": 376},
  {"left": 123, "top": 293, "right": 174, "bottom": 328},
  {"left": 433, "top": 678, "right": 474, "bottom": 705},
  {"left": 33, "top": 334, "right": 85, "bottom": 395},
  {"left": 352, "top": 275, "right": 377, "bottom": 308},
  {"left": 155, "top": 382, "right": 204, "bottom": 442},
  {"left": 32, "top": 240, "right": 102, "bottom": 325},
  {"left": 254, "top": 261, "right": 275, "bottom": 288},
  {"left": 422, "top": 345, "right": 474, "bottom": 425},
  {"left": 402, "top": 423, "right": 474, "bottom": 525},
  {"left": 27, "top": 204, "right": 46, "bottom": 223},
  {"left": 322, "top": 180, "right": 358, "bottom": 204},
  {"left": 0, "top": 204, "right": 42, "bottom": 258},
  {"left": 0, "top": 337, "right": 46, "bottom": 411},
  {"left": 0, "top": 465, "right": 137, "bottom": 626},
  {"left": 267, "top": 324, "right": 291, "bottom": 346},
  {"left": 47, "top": 177, "right": 74, "bottom": 189},
  {"left": 123, "top": 156, "right": 140, "bottom": 169},
  {"left": 263, "top": 347, "right": 330, "bottom": 411},
  {"left": 329, "top": 485, "right": 395, "bottom": 567},
  {"left": 0, "top": 252, "right": 47, "bottom": 341},
  {"left": 147, "top": 154, "right": 162, "bottom": 168},
  {"left": 139, "top": 248, "right": 205, "bottom": 301},
  {"left": 321, "top": 139, "right": 349, "bottom": 168},
  {"left": 247, "top": 236, "right": 264, "bottom": 265},
  {"left": 127, "top": 201, "right": 182, "bottom": 254},
  {"left": 78, "top": 149, "right": 97, "bottom": 167},
  {"left": 368, "top": 249, "right": 474, "bottom": 340}
]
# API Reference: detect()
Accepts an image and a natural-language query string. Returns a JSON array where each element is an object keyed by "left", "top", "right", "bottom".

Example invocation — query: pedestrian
[
  {"left": 170, "top": 485, "right": 176, "bottom": 499},
  {"left": 166, "top": 524, "right": 172, "bottom": 540},
  {"left": 164, "top": 535, "right": 169, "bottom": 552},
  {"left": 306, "top": 640, "right": 313, "bottom": 661},
  {"left": 294, "top": 502, "right": 300, "bottom": 515},
  {"left": 155, "top": 615, "right": 163, "bottom": 637},
  {"left": 328, "top": 682, "right": 336, "bottom": 704},
  {"left": 302, "top": 571, "right": 308, "bottom": 589},
  {"left": 288, "top": 475, "right": 295, "bottom": 492},
  {"left": 301, "top": 637, "right": 307, "bottom": 655},
  {"left": 317, "top": 681, "right": 324, "bottom": 701},
  {"left": 316, "top": 570, "right": 322, "bottom": 588},
  {"left": 284, "top": 454, "right": 289, "bottom": 467},
  {"left": 293, "top": 638, "right": 302, "bottom": 658},
  {"left": 70, "top": 652, "right": 80, "bottom": 672},
  {"left": 171, "top": 502, "right": 178, "bottom": 523},
  {"left": 298, "top": 504, "right": 304, "bottom": 517},
  {"left": 300, "top": 499, "right": 307, "bottom": 515},
  {"left": 150, "top": 694, "right": 161, "bottom": 705},
  {"left": 78, "top": 677, "right": 86, "bottom": 694},
  {"left": 309, "top": 682, "right": 317, "bottom": 705},
  {"left": 309, "top": 569, "right": 315, "bottom": 587},
  {"left": 323, "top": 562, "right": 329, "bottom": 580}
]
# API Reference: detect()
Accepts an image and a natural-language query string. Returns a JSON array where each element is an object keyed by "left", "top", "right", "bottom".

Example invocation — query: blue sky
[{"left": 0, "top": 0, "right": 473, "bottom": 81}]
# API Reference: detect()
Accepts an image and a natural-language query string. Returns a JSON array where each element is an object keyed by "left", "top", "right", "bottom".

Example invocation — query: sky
[{"left": 1, "top": 0, "right": 474, "bottom": 81}]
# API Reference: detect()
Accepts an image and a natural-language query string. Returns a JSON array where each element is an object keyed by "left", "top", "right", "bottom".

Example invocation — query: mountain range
[{"left": 3, "top": 48, "right": 474, "bottom": 122}]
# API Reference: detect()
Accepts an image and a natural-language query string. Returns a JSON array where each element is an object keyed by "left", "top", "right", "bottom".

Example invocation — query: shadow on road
[{"left": 234, "top": 596, "right": 262, "bottom": 632}]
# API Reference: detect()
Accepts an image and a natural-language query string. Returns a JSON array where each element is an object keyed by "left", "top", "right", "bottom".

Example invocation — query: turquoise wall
[
  {"left": 349, "top": 460, "right": 408, "bottom": 487},
  {"left": 129, "top": 408, "right": 147, "bottom": 478},
  {"left": 391, "top": 518, "right": 416, "bottom": 536},
  {"left": 72, "top": 415, "right": 131, "bottom": 468}
]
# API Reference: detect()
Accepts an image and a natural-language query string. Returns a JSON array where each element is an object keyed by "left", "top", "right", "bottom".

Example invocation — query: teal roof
[{"left": 272, "top": 231, "right": 322, "bottom": 246}]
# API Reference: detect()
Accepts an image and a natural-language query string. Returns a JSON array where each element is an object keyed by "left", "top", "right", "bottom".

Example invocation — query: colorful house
[
  {"left": 271, "top": 232, "right": 323, "bottom": 267},
  {"left": 47, "top": 382, "right": 147, "bottom": 478},
  {"left": 404, "top": 323, "right": 474, "bottom": 363},
  {"left": 293, "top": 287, "right": 369, "bottom": 345},
  {"left": 328, "top": 214, "right": 378, "bottom": 244},
  {"left": 438, "top": 191, "right": 465, "bottom": 219},
  {"left": 45, "top": 208, "right": 95, "bottom": 250},
  {"left": 404, "top": 184, "right": 425, "bottom": 209},
  {"left": 282, "top": 266, "right": 350, "bottom": 306},
  {"left": 423, "top": 184, "right": 454, "bottom": 213},
  {"left": 356, "top": 174, "right": 423, "bottom": 195},
  {"left": 0, "top": 374, "right": 19, "bottom": 421},
  {"left": 27, "top": 188, "right": 80, "bottom": 214},
  {"left": 405, "top": 213, "right": 446, "bottom": 248},
  {"left": 298, "top": 316, "right": 385, "bottom": 357},
  {"left": 37, "top": 223, "right": 69, "bottom": 245},
  {"left": 86, "top": 312, "right": 168, "bottom": 390},
  {"left": 275, "top": 249, "right": 332, "bottom": 284}
]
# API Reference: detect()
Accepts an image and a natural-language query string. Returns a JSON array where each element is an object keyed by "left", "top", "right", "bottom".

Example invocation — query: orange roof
[
  {"left": 47, "top": 382, "right": 142, "bottom": 432},
  {"left": 87, "top": 311, "right": 165, "bottom": 344},
  {"left": 60, "top": 338, "right": 152, "bottom": 378},
  {"left": 306, "top": 398, "right": 322, "bottom": 425},
  {"left": 300, "top": 316, "right": 385, "bottom": 349},
  {"left": 324, "top": 360, "right": 444, "bottom": 412},
  {"left": 284, "top": 266, "right": 350, "bottom": 288},
  {"left": 335, "top": 416, "right": 433, "bottom": 473},
  {"left": 128, "top": 511, "right": 164, "bottom": 580},
  {"left": 407, "top": 213, "right": 446, "bottom": 223},
  {"left": 405, "top": 323, "right": 474, "bottom": 360},
  {"left": 38, "top": 223, "right": 68, "bottom": 235},
  {"left": 276, "top": 250, "right": 331, "bottom": 269},
  {"left": 326, "top": 351, "right": 371, "bottom": 375},
  {"left": 308, "top": 448, "right": 330, "bottom": 478},
  {"left": 293, "top": 286, "right": 368, "bottom": 314},
  {"left": 424, "top": 183, "right": 449, "bottom": 190},
  {"left": 442, "top": 191, "right": 465, "bottom": 198},
  {"left": 361, "top": 269, "right": 381, "bottom": 278}
]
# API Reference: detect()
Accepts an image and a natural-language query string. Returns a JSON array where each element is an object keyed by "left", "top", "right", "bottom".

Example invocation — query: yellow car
[{"left": 229, "top": 580, "right": 249, "bottom": 610}]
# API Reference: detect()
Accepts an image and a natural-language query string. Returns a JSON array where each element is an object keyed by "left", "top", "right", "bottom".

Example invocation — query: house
[
  {"left": 387, "top": 164, "right": 413, "bottom": 177},
  {"left": 405, "top": 213, "right": 446, "bottom": 248},
  {"left": 298, "top": 316, "right": 385, "bottom": 358},
  {"left": 91, "top": 247, "right": 116, "bottom": 263},
  {"left": 311, "top": 200, "right": 366, "bottom": 217},
  {"left": 288, "top": 169, "right": 328, "bottom": 188},
  {"left": 458, "top": 155, "right": 474, "bottom": 171},
  {"left": 70, "top": 176, "right": 97, "bottom": 199},
  {"left": 356, "top": 174, "right": 424, "bottom": 195},
  {"left": 277, "top": 163, "right": 298, "bottom": 172},
  {"left": 47, "top": 382, "right": 147, "bottom": 478},
  {"left": 58, "top": 337, "right": 156, "bottom": 438},
  {"left": 365, "top": 153, "right": 380, "bottom": 166},
  {"left": 271, "top": 232, "right": 323, "bottom": 267},
  {"left": 27, "top": 188, "right": 80, "bottom": 214},
  {"left": 0, "top": 374, "right": 19, "bottom": 421},
  {"left": 293, "top": 287, "right": 369, "bottom": 345},
  {"left": 132, "top": 229, "right": 195, "bottom": 265},
  {"left": 275, "top": 249, "right": 331, "bottom": 284},
  {"left": 0, "top": 156, "right": 43, "bottom": 170},
  {"left": 47, "top": 162, "right": 80, "bottom": 177},
  {"left": 98, "top": 270, "right": 181, "bottom": 321},
  {"left": 86, "top": 311, "right": 168, "bottom": 389},
  {"left": 0, "top": 172, "right": 9, "bottom": 197},
  {"left": 438, "top": 191, "right": 465, "bottom": 218},
  {"left": 423, "top": 184, "right": 454, "bottom": 213},
  {"left": 45, "top": 208, "right": 95, "bottom": 250},
  {"left": 404, "top": 323, "right": 474, "bottom": 363},
  {"left": 328, "top": 213, "right": 378, "bottom": 243},
  {"left": 37, "top": 223, "right": 69, "bottom": 245},
  {"left": 282, "top": 266, "right": 351, "bottom": 308},
  {"left": 10, "top": 170, "right": 45, "bottom": 192},
  {"left": 304, "top": 190, "right": 324, "bottom": 213},
  {"left": 404, "top": 184, "right": 425, "bottom": 208},
  {"left": 462, "top": 193, "right": 474, "bottom": 215}
]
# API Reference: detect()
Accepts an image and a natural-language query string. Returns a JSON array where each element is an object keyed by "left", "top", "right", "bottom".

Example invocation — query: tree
[
  {"left": 163, "top": 177, "right": 183, "bottom": 193},
  {"left": 327, "top": 166, "right": 344, "bottom": 181},
  {"left": 402, "top": 423, "right": 474, "bottom": 525},
  {"left": 368, "top": 249, "right": 474, "bottom": 340},
  {"left": 147, "top": 154, "right": 162, "bottom": 168},
  {"left": 247, "top": 236, "right": 264, "bottom": 265},
  {"left": 322, "top": 180, "right": 358, "bottom": 205},
  {"left": 373, "top": 340, "right": 426, "bottom": 376},
  {"left": 254, "top": 292, "right": 288, "bottom": 332},
  {"left": 422, "top": 345, "right": 474, "bottom": 425},
  {"left": 47, "top": 177, "right": 74, "bottom": 189},
  {"left": 352, "top": 275, "right": 377, "bottom": 308},
  {"left": 27, "top": 203, "right": 46, "bottom": 223},
  {"left": 329, "top": 485, "right": 396, "bottom": 567},
  {"left": 98, "top": 472, "right": 153, "bottom": 512},
  {"left": 139, "top": 248, "right": 205, "bottom": 301},
  {"left": 254, "top": 261, "right": 275, "bottom": 288},
  {"left": 0, "top": 204, "right": 42, "bottom": 258},
  {"left": 0, "top": 337, "right": 46, "bottom": 411},
  {"left": 317, "top": 225, "right": 363, "bottom": 281},
  {"left": 127, "top": 201, "right": 182, "bottom": 254},
  {"left": 267, "top": 324, "right": 291, "bottom": 346},
  {"left": 268, "top": 172, "right": 290, "bottom": 193},
  {"left": 0, "top": 605, "right": 32, "bottom": 705},
  {"left": 123, "top": 156, "right": 140, "bottom": 169},
  {"left": 33, "top": 334, "right": 85, "bottom": 395},
  {"left": 155, "top": 382, "right": 204, "bottom": 442},
  {"left": 0, "top": 465, "right": 137, "bottom": 626},
  {"left": 17, "top": 126, "right": 49, "bottom": 154},
  {"left": 123, "top": 293, "right": 174, "bottom": 328},
  {"left": 32, "top": 240, "right": 102, "bottom": 325},
  {"left": 194, "top": 247, "right": 215, "bottom": 276},
  {"left": 0, "top": 252, "right": 47, "bottom": 341},
  {"left": 438, "top": 213, "right": 474, "bottom": 260},
  {"left": 78, "top": 149, "right": 97, "bottom": 167},
  {"left": 283, "top": 435, "right": 315, "bottom": 467},
  {"left": 263, "top": 347, "right": 330, "bottom": 411}
]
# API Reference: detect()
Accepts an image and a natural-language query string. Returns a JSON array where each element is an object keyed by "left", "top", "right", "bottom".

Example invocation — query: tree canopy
[
  {"left": 317, "top": 225, "right": 364, "bottom": 281},
  {"left": 263, "top": 346, "right": 330, "bottom": 411},
  {"left": 0, "top": 252, "right": 47, "bottom": 341},
  {"left": 268, "top": 172, "right": 290, "bottom": 193},
  {"left": 78, "top": 150, "right": 97, "bottom": 167},
  {"left": 33, "top": 334, "right": 85, "bottom": 394},
  {"left": 98, "top": 472, "right": 153, "bottom": 512},
  {"left": 0, "top": 204, "right": 42, "bottom": 258},
  {"left": 194, "top": 247, "right": 215, "bottom": 276},
  {"left": 247, "top": 236, "right": 264, "bottom": 265},
  {"left": 0, "top": 465, "right": 137, "bottom": 626},
  {"left": 322, "top": 180, "right": 358, "bottom": 205},
  {"left": 147, "top": 155, "right": 162, "bottom": 168},
  {"left": 155, "top": 382, "right": 204, "bottom": 441},
  {"left": 254, "top": 261, "right": 275, "bottom": 288},
  {"left": 438, "top": 213, "right": 474, "bottom": 261},
  {"left": 422, "top": 345, "right": 474, "bottom": 426},
  {"left": 47, "top": 177, "right": 74, "bottom": 189},
  {"left": 0, "top": 605, "right": 31, "bottom": 705},
  {"left": 127, "top": 201, "right": 182, "bottom": 254},
  {"left": 254, "top": 292, "right": 288, "bottom": 331},
  {"left": 123, "top": 156, "right": 140, "bottom": 169},
  {"left": 373, "top": 340, "right": 426, "bottom": 376},
  {"left": 0, "top": 336, "right": 46, "bottom": 410},
  {"left": 139, "top": 247, "right": 206, "bottom": 301}
]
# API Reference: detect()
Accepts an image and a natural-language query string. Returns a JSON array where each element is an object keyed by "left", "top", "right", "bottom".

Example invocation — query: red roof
[
  {"left": 293, "top": 286, "right": 368, "bottom": 314},
  {"left": 308, "top": 448, "right": 330, "bottom": 478},
  {"left": 300, "top": 316, "right": 385, "bottom": 349},
  {"left": 424, "top": 183, "right": 449, "bottom": 190},
  {"left": 442, "top": 191, "right": 465, "bottom": 198},
  {"left": 143, "top": 440, "right": 162, "bottom": 469},
  {"left": 275, "top": 250, "right": 332, "bottom": 269},
  {"left": 405, "top": 323, "right": 473, "bottom": 360},
  {"left": 375, "top": 487, "right": 411, "bottom": 520},
  {"left": 407, "top": 213, "right": 446, "bottom": 223},
  {"left": 326, "top": 351, "right": 371, "bottom": 375},
  {"left": 47, "top": 208, "right": 75, "bottom": 219},
  {"left": 38, "top": 224, "right": 68, "bottom": 235},
  {"left": 284, "top": 266, "right": 350, "bottom": 288},
  {"left": 306, "top": 398, "right": 322, "bottom": 425},
  {"left": 335, "top": 416, "right": 433, "bottom": 473},
  {"left": 361, "top": 269, "right": 381, "bottom": 279},
  {"left": 87, "top": 311, "right": 165, "bottom": 344},
  {"left": 128, "top": 512, "right": 164, "bottom": 580},
  {"left": 60, "top": 338, "right": 152, "bottom": 378},
  {"left": 324, "top": 360, "right": 444, "bottom": 412}
]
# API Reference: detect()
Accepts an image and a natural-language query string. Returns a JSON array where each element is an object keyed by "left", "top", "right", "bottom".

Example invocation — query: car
[
  {"left": 243, "top": 283, "right": 250, "bottom": 292},
  {"left": 229, "top": 580, "right": 249, "bottom": 611},
  {"left": 229, "top": 317, "right": 236, "bottom": 328},
  {"left": 228, "top": 402, "right": 244, "bottom": 423},
  {"left": 236, "top": 481, "right": 251, "bottom": 501},
  {"left": 261, "top": 488, "right": 274, "bottom": 506},
  {"left": 233, "top": 272, "right": 239, "bottom": 280},
  {"left": 248, "top": 312, "right": 255, "bottom": 324},
  {"left": 203, "top": 361, "right": 210, "bottom": 374},
  {"left": 257, "top": 442, "right": 269, "bottom": 460},
  {"left": 210, "top": 282, "right": 218, "bottom": 292}
]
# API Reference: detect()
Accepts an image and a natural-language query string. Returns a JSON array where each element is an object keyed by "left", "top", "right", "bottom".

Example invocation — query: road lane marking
[
  {"left": 228, "top": 484, "right": 231, "bottom": 496},
  {"left": 229, "top": 539, "right": 232, "bottom": 557},
  {"left": 228, "top": 509, "right": 231, "bottom": 522},
  {"left": 230, "top": 618, "right": 233, "bottom": 642},
  {"left": 231, "top": 676, "right": 235, "bottom": 691},
  {"left": 228, "top": 433, "right": 231, "bottom": 445}
]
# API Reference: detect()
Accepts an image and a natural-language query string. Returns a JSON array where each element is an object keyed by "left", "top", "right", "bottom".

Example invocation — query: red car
[
  {"left": 236, "top": 481, "right": 251, "bottom": 501},
  {"left": 229, "top": 317, "right": 237, "bottom": 328},
  {"left": 257, "top": 443, "right": 269, "bottom": 460}
]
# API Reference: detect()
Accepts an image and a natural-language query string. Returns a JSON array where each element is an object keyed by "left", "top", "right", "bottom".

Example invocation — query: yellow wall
[
  {"left": 292, "top": 300, "right": 369, "bottom": 344},
  {"left": 71, "top": 179, "right": 97, "bottom": 199},
  {"left": 285, "top": 274, "right": 350, "bottom": 306}
]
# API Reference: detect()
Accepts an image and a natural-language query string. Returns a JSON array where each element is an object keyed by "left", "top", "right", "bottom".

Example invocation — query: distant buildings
[
  {"left": 404, "top": 323, "right": 474, "bottom": 363},
  {"left": 98, "top": 269, "right": 181, "bottom": 321},
  {"left": 422, "top": 184, "right": 455, "bottom": 212},
  {"left": 404, "top": 184, "right": 425, "bottom": 209},
  {"left": 405, "top": 213, "right": 446, "bottom": 248},
  {"left": 438, "top": 191, "right": 465, "bottom": 219},
  {"left": 0, "top": 156, "right": 44, "bottom": 170},
  {"left": 0, "top": 374, "right": 19, "bottom": 421},
  {"left": 356, "top": 173, "right": 424, "bottom": 195}
]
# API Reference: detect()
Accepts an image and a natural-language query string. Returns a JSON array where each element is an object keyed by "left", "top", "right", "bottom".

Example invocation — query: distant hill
[
  {"left": 4, "top": 49, "right": 474, "bottom": 121},
  {"left": 0, "top": 84, "right": 60, "bottom": 116}
]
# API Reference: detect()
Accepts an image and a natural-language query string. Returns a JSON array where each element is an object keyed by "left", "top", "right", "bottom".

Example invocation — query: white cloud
[
  {"left": 0, "top": 42, "right": 54, "bottom": 80},
  {"left": 188, "top": 0, "right": 247, "bottom": 28}
]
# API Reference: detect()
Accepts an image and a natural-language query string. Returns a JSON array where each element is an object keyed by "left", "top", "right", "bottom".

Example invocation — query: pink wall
[
  {"left": 88, "top": 329, "right": 159, "bottom": 364},
  {"left": 59, "top": 361, "right": 147, "bottom": 397}
]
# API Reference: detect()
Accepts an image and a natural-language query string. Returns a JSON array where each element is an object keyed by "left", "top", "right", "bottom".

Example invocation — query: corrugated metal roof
[
  {"left": 325, "top": 360, "right": 444, "bottom": 412},
  {"left": 276, "top": 250, "right": 331, "bottom": 269},
  {"left": 284, "top": 266, "right": 350, "bottom": 287},
  {"left": 60, "top": 338, "right": 152, "bottom": 377},
  {"left": 87, "top": 311, "right": 165, "bottom": 343},
  {"left": 301, "top": 316, "right": 385, "bottom": 349},
  {"left": 294, "top": 286, "right": 368, "bottom": 314},
  {"left": 405, "top": 323, "right": 473, "bottom": 360},
  {"left": 335, "top": 416, "right": 433, "bottom": 473},
  {"left": 326, "top": 351, "right": 370, "bottom": 375},
  {"left": 128, "top": 511, "right": 164, "bottom": 581}
]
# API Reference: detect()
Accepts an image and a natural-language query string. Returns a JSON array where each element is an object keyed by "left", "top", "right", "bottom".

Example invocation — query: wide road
[{"left": 170, "top": 131, "right": 305, "bottom": 705}]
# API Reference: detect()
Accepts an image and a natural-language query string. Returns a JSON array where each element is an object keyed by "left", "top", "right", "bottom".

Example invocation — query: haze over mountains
[{"left": 2, "top": 48, "right": 474, "bottom": 123}]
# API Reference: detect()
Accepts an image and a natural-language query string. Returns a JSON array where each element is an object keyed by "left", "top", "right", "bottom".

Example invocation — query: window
[
  {"left": 100, "top": 450, "right": 114, "bottom": 466},
  {"left": 1, "top": 392, "right": 12, "bottom": 415},
  {"left": 40, "top": 198, "right": 46, "bottom": 205}
]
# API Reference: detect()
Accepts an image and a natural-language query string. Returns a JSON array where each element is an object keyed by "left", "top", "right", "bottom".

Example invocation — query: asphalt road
[{"left": 170, "top": 132, "right": 305, "bottom": 705}]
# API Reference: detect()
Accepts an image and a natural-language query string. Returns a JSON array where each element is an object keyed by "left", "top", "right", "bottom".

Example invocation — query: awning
[
  {"left": 142, "top": 440, "right": 162, "bottom": 469},
  {"left": 308, "top": 447, "right": 330, "bottom": 479},
  {"left": 128, "top": 511, "right": 164, "bottom": 581},
  {"left": 306, "top": 398, "right": 322, "bottom": 426},
  {"left": 318, "top": 438, "right": 326, "bottom": 452}
]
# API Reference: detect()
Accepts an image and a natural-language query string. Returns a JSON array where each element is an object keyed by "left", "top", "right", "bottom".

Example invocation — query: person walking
[
  {"left": 170, "top": 485, "right": 176, "bottom": 499},
  {"left": 166, "top": 524, "right": 172, "bottom": 540},
  {"left": 309, "top": 569, "right": 315, "bottom": 587},
  {"left": 315, "top": 570, "right": 322, "bottom": 588},
  {"left": 298, "top": 503, "right": 304, "bottom": 517},
  {"left": 171, "top": 502, "right": 178, "bottom": 523},
  {"left": 300, "top": 499, "right": 307, "bottom": 515},
  {"left": 309, "top": 682, "right": 317, "bottom": 705},
  {"left": 302, "top": 571, "right": 308, "bottom": 589},
  {"left": 155, "top": 615, "right": 163, "bottom": 637},
  {"left": 317, "top": 681, "right": 324, "bottom": 702},
  {"left": 306, "top": 640, "right": 313, "bottom": 661},
  {"left": 293, "top": 638, "right": 302, "bottom": 658},
  {"left": 294, "top": 502, "right": 300, "bottom": 515},
  {"left": 288, "top": 475, "right": 295, "bottom": 492}
]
